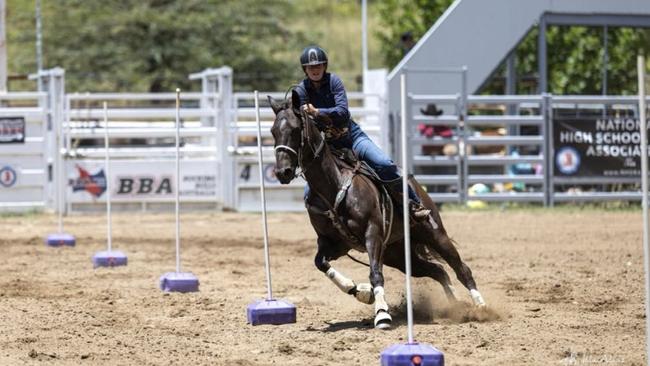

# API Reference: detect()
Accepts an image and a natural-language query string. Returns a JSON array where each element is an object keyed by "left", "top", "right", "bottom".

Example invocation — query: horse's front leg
[
  {"left": 314, "top": 236, "right": 375, "bottom": 305},
  {"left": 366, "top": 223, "right": 392, "bottom": 329}
]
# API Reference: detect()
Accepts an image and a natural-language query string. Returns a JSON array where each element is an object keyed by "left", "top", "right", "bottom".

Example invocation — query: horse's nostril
[{"left": 282, "top": 168, "right": 293, "bottom": 176}]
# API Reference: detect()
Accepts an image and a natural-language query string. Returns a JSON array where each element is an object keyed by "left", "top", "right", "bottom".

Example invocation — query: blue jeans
[{"left": 305, "top": 122, "right": 420, "bottom": 203}]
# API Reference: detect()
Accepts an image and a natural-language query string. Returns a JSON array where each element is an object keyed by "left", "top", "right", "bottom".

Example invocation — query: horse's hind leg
[
  {"left": 383, "top": 245, "right": 458, "bottom": 303},
  {"left": 426, "top": 230, "right": 486, "bottom": 306}
]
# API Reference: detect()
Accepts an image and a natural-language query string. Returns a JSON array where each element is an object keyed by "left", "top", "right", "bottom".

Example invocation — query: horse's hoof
[
  {"left": 374, "top": 311, "right": 392, "bottom": 329},
  {"left": 353, "top": 283, "right": 375, "bottom": 304}
]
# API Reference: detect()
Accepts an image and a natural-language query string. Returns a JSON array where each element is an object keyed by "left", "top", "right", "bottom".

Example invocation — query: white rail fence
[{"left": 4, "top": 66, "right": 647, "bottom": 213}]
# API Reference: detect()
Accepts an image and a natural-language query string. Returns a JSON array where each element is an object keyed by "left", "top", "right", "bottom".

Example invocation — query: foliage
[
  {"left": 375, "top": 0, "right": 453, "bottom": 69},
  {"left": 6, "top": 0, "right": 650, "bottom": 95},
  {"left": 8, "top": 0, "right": 304, "bottom": 92},
  {"left": 501, "top": 26, "right": 650, "bottom": 95},
  {"left": 375, "top": 0, "right": 650, "bottom": 95}
]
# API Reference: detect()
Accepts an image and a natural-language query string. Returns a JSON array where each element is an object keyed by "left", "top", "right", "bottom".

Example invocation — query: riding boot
[{"left": 386, "top": 181, "right": 431, "bottom": 222}]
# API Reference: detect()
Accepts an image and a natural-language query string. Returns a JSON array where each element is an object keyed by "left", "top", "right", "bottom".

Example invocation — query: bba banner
[
  {"left": 554, "top": 117, "right": 650, "bottom": 177},
  {"left": 67, "top": 160, "right": 218, "bottom": 202}
]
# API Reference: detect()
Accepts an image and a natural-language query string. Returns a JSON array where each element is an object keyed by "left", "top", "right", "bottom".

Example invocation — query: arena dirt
[{"left": 0, "top": 208, "right": 646, "bottom": 365}]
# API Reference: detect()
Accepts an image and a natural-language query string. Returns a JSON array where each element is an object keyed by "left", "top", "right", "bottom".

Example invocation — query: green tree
[
  {"left": 375, "top": 0, "right": 453, "bottom": 69},
  {"left": 503, "top": 26, "right": 650, "bottom": 95},
  {"left": 9, "top": 0, "right": 304, "bottom": 92},
  {"left": 375, "top": 0, "right": 650, "bottom": 95}
]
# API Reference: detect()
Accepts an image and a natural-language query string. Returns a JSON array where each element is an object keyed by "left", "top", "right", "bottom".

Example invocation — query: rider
[{"left": 296, "top": 45, "right": 430, "bottom": 220}]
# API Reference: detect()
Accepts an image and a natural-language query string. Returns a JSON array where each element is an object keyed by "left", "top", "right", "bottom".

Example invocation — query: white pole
[
  {"left": 361, "top": 0, "right": 368, "bottom": 84},
  {"left": 637, "top": 55, "right": 650, "bottom": 366},
  {"left": 35, "top": 0, "right": 42, "bottom": 73},
  {"left": 57, "top": 88, "right": 63, "bottom": 233},
  {"left": 0, "top": 0, "right": 7, "bottom": 92},
  {"left": 175, "top": 89, "right": 181, "bottom": 273},
  {"left": 400, "top": 73, "right": 414, "bottom": 344},
  {"left": 103, "top": 102, "right": 112, "bottom": 252},
  {"left": 57, "top": 144, "right": 63, "bottom": 232},
  {"left": 254, "top": 91, "right": 273, "bottom": 300}
]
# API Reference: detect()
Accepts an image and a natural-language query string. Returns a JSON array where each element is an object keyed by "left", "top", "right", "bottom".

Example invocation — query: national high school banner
[{"left": 553, "top": 117, "right": 650, "bottom": 177}]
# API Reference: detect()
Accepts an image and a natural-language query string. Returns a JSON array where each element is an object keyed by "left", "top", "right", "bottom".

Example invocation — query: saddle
[
  {"left": 305, "top": 147, "right": 399, "bottom": 248},
  {"left": 329, "top": 147, "right": 405, "bottom": 204}
]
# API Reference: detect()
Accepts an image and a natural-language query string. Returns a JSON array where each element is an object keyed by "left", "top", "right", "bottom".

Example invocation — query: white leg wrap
[
  {"left": 372, "top": 286, "right": 392, "bottom": 329},
  {"left": 326, "top": 268, "right": 356, "bottom": 293},
  {"left": 373, "top": 286, "right": 389, "bottom": 313},
  {"left": 470, "top": 289, "right": 486, "bottom": 307}
]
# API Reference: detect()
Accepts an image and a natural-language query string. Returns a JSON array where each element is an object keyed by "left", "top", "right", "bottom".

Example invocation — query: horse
[{"left": 268, "top": 89, "right": 486, "bottom": 329}]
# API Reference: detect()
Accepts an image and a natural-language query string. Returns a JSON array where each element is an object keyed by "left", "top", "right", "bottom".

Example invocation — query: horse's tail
[{"left": 407, "top": 175, "right": 460, "bottom": 262}]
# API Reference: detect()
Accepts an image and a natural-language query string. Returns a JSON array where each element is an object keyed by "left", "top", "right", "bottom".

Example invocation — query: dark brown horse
[{"left": 269, "top": 90, "right": 485, "bottom": 329}]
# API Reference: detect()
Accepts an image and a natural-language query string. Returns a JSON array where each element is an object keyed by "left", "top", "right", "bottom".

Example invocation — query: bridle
[{"left": 273, "top": 104, "right": 325, "bottom": 178}]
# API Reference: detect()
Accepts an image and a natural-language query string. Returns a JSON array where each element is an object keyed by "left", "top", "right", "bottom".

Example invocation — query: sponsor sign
[
  {"left": 71, "top": 165, "right": 106, "bottom": 197},
  {"left": 68, "top": 160, "right": 217, "bottom": 202},
  {"left": 0, "top": 117, "right": 25, "bottom": 143},
  {"left": 263, "top": 164, "right": 278, "bottom": 183},
  {"left": 0, "top": 166, "right": 17, "bottom": 187},
  {"left": 553, "top": 117, "right": 650, "bottom": 177}
]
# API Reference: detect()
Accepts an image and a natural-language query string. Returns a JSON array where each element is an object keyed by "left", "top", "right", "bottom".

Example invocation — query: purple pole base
[
  {"left": 45, "top": 233, "right": 76, "bottom": 247},
  {"left": 159, "top": 272, "right": 199, "bottom": 293},
  {"left": 92, "top": 250, "right": 128, "bottom": 268},
  {"left": 247, "top": 299, "right": 296, "bottom": 326},
  {"left": 381, "top": 343, "right": 444, "bottom": 366}
]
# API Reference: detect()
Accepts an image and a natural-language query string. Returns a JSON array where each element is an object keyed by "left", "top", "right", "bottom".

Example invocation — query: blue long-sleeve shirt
[{"left": 296, "top": 73, "right": 353, "bottom": 143}]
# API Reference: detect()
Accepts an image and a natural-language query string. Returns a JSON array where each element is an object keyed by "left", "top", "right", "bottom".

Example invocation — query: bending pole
[
  {"left": 245, "top": 91, "right": 295, "bottom": 325},
  {"left": 379, "top": 72, "right": 443, "bottom": 366},
  {"left": 157, "top": 89, "right": 198, "bottom": 292},
  {"left": 57, "top": 121, "right": 63, "bottom": 234},
  {"left": 91, "top": 102, "right": 127, "bottom": 268},
  {"left": 255, "top": 90, "right": 273, "bottom": 300},
  {"left": 104, "top": 102, "right": 112, "bottom": 252},
  {"left": 175, "top": 88, "right": 181, "bottom": 273},
  {"left": 400, "top": 73, "right": 414, "bottom": 344},
  {"left": 638, "top": 55, "right": 650, "bottom": 366},
  {"left": 361, "top": 0, "right": 368, "bottom": 82}
]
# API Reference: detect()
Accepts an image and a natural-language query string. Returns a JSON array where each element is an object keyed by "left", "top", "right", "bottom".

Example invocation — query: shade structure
[
  {"left": 159, "top": 272, "right": 199, "bottom": 293},
  {"left": 45, "top": 233, "right": 76, "bottom": 247},
  {"left": 92, "top": 250, "right": 127, "bottom": 268},
  {"left": 246, "top": 299, "right": 296, "bottom": 326},
  {"left": 380, "top": 343, "right": 444, "bottom": 366}
]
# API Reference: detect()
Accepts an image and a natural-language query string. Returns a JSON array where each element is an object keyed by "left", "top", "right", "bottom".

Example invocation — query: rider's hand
[{"left": 302, "top": 103, "right": 319, "bottom": 117}]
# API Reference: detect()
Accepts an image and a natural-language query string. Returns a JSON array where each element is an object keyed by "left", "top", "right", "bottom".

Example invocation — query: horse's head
[{"left": 268, "top": 89, "right": 303, "bottom": 184}]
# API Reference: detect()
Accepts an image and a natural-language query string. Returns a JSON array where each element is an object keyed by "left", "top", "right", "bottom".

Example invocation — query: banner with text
[
  {"left": 553, "top": 117, "right": 650, "bottom": 177},
  {"left": 0, "top": 117, "right": 25, "bottom": 143},
  {"left": 66, "top": 159, "right": 218, "bottom": 203}
]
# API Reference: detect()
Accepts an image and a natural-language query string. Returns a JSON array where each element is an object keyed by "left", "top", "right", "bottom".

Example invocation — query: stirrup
[{"left": 410, "top": 202, "right": 431, "bottom": 221}]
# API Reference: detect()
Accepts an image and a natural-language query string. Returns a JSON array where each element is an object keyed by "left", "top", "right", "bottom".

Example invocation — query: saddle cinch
[{"left": 305, "top": 147, "right": 412, "bottom": 248}]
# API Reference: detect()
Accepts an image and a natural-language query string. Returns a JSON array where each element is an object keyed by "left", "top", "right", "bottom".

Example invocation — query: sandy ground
[{"left": 0, "top": 207, "right": 646, "bottom": 365}]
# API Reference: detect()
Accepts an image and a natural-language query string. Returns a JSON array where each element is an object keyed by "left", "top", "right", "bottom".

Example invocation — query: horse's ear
[
  {"left": 291, "top": 89, "right": 301, "bottom": 112},
  {"left": 268, "top": 96, "right": 282, "bottom": 115}
]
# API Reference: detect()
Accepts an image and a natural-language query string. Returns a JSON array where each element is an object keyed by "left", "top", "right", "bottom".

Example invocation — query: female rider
[{"left": 296, "top": 45, "right": 430, "bottom": 220}]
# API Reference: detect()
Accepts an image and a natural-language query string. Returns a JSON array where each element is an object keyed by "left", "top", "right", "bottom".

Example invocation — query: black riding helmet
[{"left": 300, "top": 45, "right": 328, "bottom": 71}]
